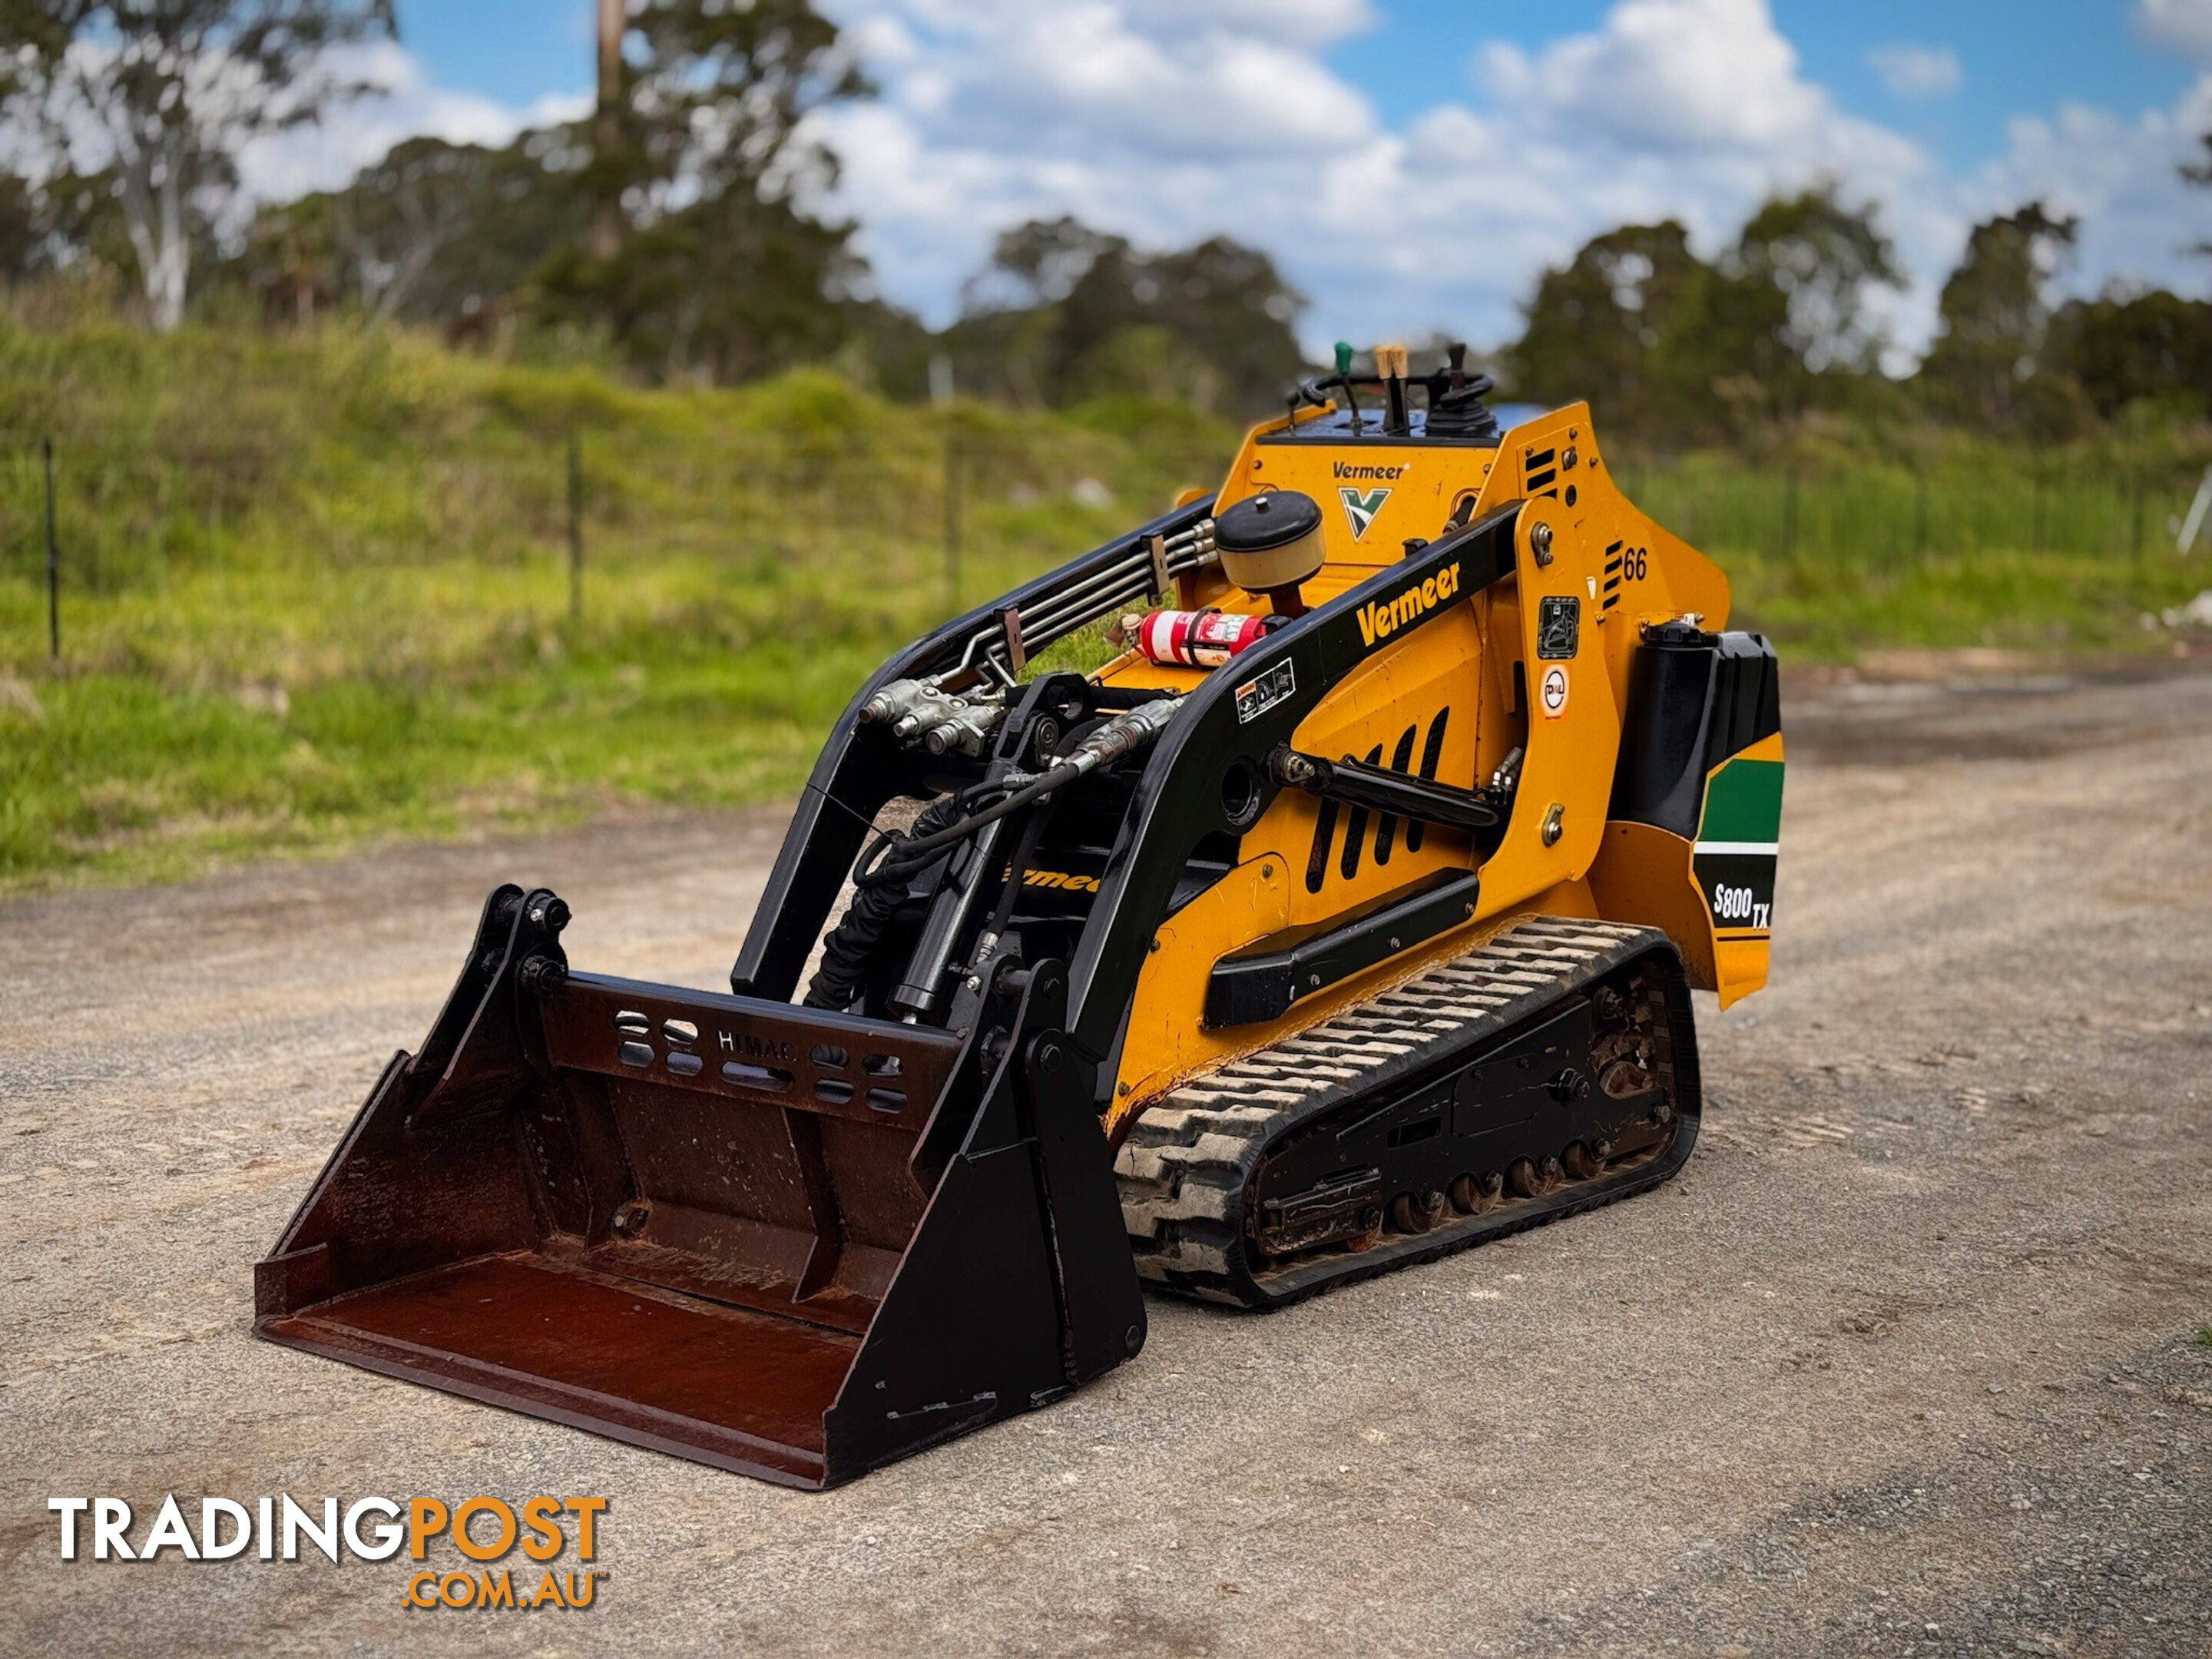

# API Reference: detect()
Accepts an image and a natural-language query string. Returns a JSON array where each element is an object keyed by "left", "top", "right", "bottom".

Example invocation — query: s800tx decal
[{"left": 1692, "top": 754, "right": 1782, "bottom": 935}]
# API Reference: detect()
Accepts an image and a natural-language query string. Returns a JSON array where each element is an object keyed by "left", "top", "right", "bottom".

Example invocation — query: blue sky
[
  {"left": 309, "top": 2, "right": 2212, "bottom": 359},
  {"left": 1326, "top": 1, "right": 2197, "bottom": 171},
  {"left": 391, "top": 2, "right": 589, "bottom": 112},
  {"left": 393, "top": 1, "right": 2195, "bottom": 176}
]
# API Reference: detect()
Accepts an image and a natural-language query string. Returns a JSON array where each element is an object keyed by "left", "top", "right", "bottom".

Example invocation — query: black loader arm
[{"left": 731, "top": 497, "right": 1217, "bottom": 1003}]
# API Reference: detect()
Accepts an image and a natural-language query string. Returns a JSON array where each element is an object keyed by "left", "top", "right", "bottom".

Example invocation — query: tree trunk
[
  {"left": 150, "top": 158, "right": 188, "bottom": 331},
  {"left": 115, "top": 137, "right": 191, "bottom": 333}
]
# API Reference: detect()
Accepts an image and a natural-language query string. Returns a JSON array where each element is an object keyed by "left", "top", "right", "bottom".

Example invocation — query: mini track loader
[{"left": 256, "top": 347, "right": 1782, "bottom": 1488}]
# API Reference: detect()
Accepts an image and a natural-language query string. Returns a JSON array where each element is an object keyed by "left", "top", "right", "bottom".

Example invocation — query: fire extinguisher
[{"left": 1130, "top": 608, "right": 1285, "bottom": 669}]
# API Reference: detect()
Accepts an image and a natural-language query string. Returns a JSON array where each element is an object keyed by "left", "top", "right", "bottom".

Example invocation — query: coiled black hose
[
  {"left": 802, "top": 700, "right": 1181, "bottom": 1011},
  {"left": 802, "top": 794, "right": 972, "bottom": 1012},
  {"left": 802, "top": 763, "right": 1084, "bottom": 1011}
]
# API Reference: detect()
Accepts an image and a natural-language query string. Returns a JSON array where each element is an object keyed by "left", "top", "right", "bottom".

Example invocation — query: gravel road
[{"left": 3, "top": 660, "right": 2210, "bottom": 1658}]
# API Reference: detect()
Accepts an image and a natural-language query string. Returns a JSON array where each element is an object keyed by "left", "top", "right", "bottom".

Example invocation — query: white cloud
[
  {"left": 1866, "top": 42, "right": 1962, "bottom": 101},
  {"left": 1476, "top": 0, "right": 1823, "bottom": 153},
  {"left": 1114, "top": 0, "right": 1379, "bottom": 48},
  {"left": 813, "top": 0, "right": 1973, "bottom": 353},
  {"left": 214, "top": 2, "right": 2212, "bottom": 370},
  {"left": 1971, "top": 76, "right": 2212, "bottom": 304},
  {"left": 234, "top": 41, "right": 586, "bottom": 207},
  {"left": 2138, "top": 0, "right": 2212, "bottom": 66},
  {"left": 803, "top": 0, "right": 1383, "bottom": 330}
]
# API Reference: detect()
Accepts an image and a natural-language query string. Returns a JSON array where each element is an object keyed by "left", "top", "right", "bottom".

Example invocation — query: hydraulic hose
[
  {"left": 802, "top": 794, "right": 968, "bottom": 1012},
  {"left": 859, "top": 697, "right": 1184, "bottom": 887},
  {"left": 803, "top": 697, "right": 1185, "bottom": 1010}
]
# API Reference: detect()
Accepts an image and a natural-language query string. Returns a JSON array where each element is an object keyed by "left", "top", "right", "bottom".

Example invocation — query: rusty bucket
[{"left": 254, "top": 886, "right": 1145, "bottom": 1487}]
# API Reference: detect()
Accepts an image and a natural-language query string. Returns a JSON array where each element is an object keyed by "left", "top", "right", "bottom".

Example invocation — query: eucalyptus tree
[{"left": 0, "top": 0, "right": 395, "bottom": 328}]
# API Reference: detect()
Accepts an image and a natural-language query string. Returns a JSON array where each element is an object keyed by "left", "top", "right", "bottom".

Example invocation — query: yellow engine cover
[{"left": 1094, "top": 399, "right": 1772, "bottom": 1137}]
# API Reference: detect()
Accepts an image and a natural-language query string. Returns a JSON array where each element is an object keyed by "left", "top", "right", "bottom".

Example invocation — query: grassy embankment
[
  {"left": 1621, "top": 429, "right": 2208, "bottom": 658},
  {"left": 0, "top": 320, "right": 1234, "bottom": 892},
  {"left": 0, "top": 316, "right": 2205, "bottom": 893}
]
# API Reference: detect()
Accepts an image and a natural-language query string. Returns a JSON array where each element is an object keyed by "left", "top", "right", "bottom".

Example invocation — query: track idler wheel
[
  {"left": 1561, "top": 1141, "right": 1598, "bottom": 1181},
  {"left": 1450, "top": 1171, "right": 1504, "bottom": 1214},
  {"left": 1388, "top": 1190, "right": 1449, "bottom": 1233}
]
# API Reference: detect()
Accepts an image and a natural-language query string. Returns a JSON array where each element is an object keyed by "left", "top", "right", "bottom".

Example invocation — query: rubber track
[{"left": 1113, "top": 916, "right": 1697, "bottom": 1308}]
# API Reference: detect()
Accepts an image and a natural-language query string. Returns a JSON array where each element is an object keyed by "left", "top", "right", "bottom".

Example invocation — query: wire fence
[
  {"left": 0, "top": 420, "right": 1225, "bottom": 666},
  {"left": 0, "top": 431, "right": 984, "bottom": 583},
  {"left": 1615, "top": 458, "right": 2200, "bottom": 571},
  {"left": 2, "top": 426, "right": 2207, "bottom": 669}
]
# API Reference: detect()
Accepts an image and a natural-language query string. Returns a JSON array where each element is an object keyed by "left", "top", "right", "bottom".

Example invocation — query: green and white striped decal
[{"left": 1693, "top": 754, "right": 1783, "bottom": 934}]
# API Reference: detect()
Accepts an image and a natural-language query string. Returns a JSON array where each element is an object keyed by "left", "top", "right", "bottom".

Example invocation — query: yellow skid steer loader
[{"left": 256, "top": 347, "right": 1782, "bottom": 1487}]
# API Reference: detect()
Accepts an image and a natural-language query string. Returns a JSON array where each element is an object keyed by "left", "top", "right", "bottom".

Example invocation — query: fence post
[
  {"left": 943, "top": 427, "right": 962, "bottom": 614},
  {"left": 567, "top": 429, "right": 584, "bottom": 625},
  {"left": 42, "top": 436, "right": 59, "bottom": 664}
]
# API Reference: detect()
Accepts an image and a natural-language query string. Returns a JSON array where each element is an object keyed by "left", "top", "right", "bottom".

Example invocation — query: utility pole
[{"left": 590, "top": 0, "right": 626, "bottom": 261}]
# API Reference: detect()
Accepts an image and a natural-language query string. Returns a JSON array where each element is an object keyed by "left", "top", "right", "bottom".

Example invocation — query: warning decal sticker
[
  {"left": 1538, "top": 664, "right": 1569, "bottom": 719},
  {"left": 1234, "top": 659, "right": 1296, "bottom": 725}
]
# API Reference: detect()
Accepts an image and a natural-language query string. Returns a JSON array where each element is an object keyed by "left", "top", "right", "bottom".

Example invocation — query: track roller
[{"left": 1450, "top": 1171, "right": 1504, "bottom": 1214}]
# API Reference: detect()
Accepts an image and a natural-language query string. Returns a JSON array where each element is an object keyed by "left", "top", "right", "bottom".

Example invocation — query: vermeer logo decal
[
  {"left": 1022, "top": 869, "right": 1101, "bottom": 893},
  {"left": 1356, "top": 561, "right": 1461, "bottom": 649},
  {"left": 1338, "top": 486, "right": 1390, "bottom": 539}
]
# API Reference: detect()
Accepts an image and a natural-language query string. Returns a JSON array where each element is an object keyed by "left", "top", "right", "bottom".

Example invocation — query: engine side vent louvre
[
  {"left": 1338, "top": 743, "right": 1385, "bottom": 882},
  {"left": 1601, "top": 540, "right": 1624, "bottom": 612},
  {"left": 1406, "top": 706, "right": 1449, "bottom": 854},
  {"left": 1302, "top": 707, "right": 1454, "bottom": 886},
  {"left": 1371, "top": 724, "right": 1420, "bottom": 867},
  {"left": 1522, "top": 445, "right": 1558, "bottom": 496},
  {"left": 1306, "top": 799, "right": 1339, "bottom": 894}
]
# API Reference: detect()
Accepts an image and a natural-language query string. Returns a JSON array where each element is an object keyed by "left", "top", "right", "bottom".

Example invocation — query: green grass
[
  {"left": 0, "top": 631, "right": 874, "bottom": 888},
  {"left": 1618, "top": 445, "right": 2212, "bottom": 659},
  {"left": 0, "top": 317, "right": 1239, "bottom": 892},
  {"left": 0, "top": 312, "right": 2207, "bottom": 894},
  {"left": 2196, "top": 1325, "right": 2212, "bottom": 1349},
  {"left": 1725, "top": 547, "right": 2200, "bottom": 658}
]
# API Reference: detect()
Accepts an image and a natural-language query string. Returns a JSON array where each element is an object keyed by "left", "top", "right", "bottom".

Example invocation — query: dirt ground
[{"left": 3, "top": 659, "right": 2210, "bottom": 1658}]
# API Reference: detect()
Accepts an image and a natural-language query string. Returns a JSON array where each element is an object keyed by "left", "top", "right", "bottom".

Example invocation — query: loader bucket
[{"left": 253, "top": 886, "right": 1146, "bottom": 1488}]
